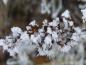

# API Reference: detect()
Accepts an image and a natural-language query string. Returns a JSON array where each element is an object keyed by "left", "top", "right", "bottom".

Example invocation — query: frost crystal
[
  {"left": 47, "top": 27, "right": 52, "bottom": 34},
  {"left": 49, "top": 18, "right": 59, "bottom": 26},
  {"left": 69, "top": 21, "right": 74, "bottom": 26},
  {"left": 62, "top": 10, "right": 70, "bottom": 18},
  {"left": 11, "top": 27, "right": 22, "bottom": 38},
  {"left": 29, "top": 20, "right": 37, "bottom": 26},
  {"left": 63, "top": 18, "right": 69, "bottom": 29},
  {"left": 43, "top": 19, "right": 48, "bottom": 26}
]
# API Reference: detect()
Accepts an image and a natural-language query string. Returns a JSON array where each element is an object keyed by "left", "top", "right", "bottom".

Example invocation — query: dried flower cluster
[{"left": 0, "top": 14, "right": 85, "bottom": 57}]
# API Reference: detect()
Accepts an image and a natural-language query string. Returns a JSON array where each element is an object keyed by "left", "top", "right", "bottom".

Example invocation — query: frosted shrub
[
  {"left": 0, "top": 20, "right": 84, "bottom": 65},
  {"left": 0, "top": 10, "right": 86, "bottom": 65}
]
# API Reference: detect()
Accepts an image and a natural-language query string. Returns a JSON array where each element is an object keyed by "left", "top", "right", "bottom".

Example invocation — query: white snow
[
  {"left": 20, "top": 32, "right": 29, "bottom": 41},
  {"left": 26, "top": 26, "right": 32, "bottom": 30},
  {"left": 61, "top": 10, "right": 70, "bottom": 18},
  {"left": 43, "top": 19, "right": 48, "bottom": 26},
  {"left": 11, "top": 27, "right": 22, "bottom": 38},
  {"left": 29, "top": 20, "right": 37, "bottom": 26},
  {"left": 0, "top": 39, "right": 5, "bottom": 46},
  {"left": 68, "top": 21, "right": 74, "bottom": 26},
  {"left": 51, "top": 31, "right": 58, "bottom": 42},
  {"left": 63, "top": 18, "right": 69, "bottom": 29},
  {"left": 47, "top": 27, "right": 52, "bottom": 34},
  {"left": 49, "top": 18, "right": 59, "bottom": 26},
  {"left": 81, "top": 9, "right": 86, "bottom": 23}
]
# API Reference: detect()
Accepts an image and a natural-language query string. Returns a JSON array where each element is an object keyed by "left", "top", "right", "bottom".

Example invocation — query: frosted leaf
[
  {"left": 20, "top": 32, "right": 31, "bottom": 45},
  {"left": 63, "top": 18, "right": 68, "bottom": 29},
  {"left": 0, "top": 39, "right": 5, "bottom": 46},
  {"left": 20, "top": 32, "right": 29, "bottom": 41},
  {"left": 30, "top": 35, "right": 35, "bottom": 42},
  {"left": 7, "top": 48, "right": 17, "bottom": 57},
  {"left": 51, "top": 31, "right": 58, "bottom": 42},
  {"left": 0, "top": 39, "right": 8, "bottom": 50},
  {"left": 42, "top": 44, "right": 48, "bottom": 50},
  {"left": 81, "top": 9, "right": 86, "bottom": 23},
  {"left": 30, "top": 34, "right": 39, "bottom": 45},
  {"left": 47, "top": 27, "right": 52, "bottom": 34},
  {"left": 31, "top": 33, "right": 41, "bottom": 44},
  {"left": 26, "top": 26, "right": 32, "bottom": 30},
  {"left": 5, "top": 36, "right": 13, "bottom": 44},
  {"left": 69, "top": 21, "right": 74, "bottom": 26},
  {"left": 39, "top": 33, "right": 45, "bottom": 37},
  {"left": 11, "top": 27, "right": 22, "bottom": 34},
  {"left": 61, "top": 10, "right": 70, "bottom": 18},
  {"left": 38, "top": 27, "right": 45, "bottom": 33},
  {"left": 29, "top": 20, "right": 37, "bottom": 26},
  {"left": 82, "top": 16, "right": 86, "bottom": 23},
  {"left": 3, "top": 45, "right": 8, "bottom": 50},
  {"left": 49, "top": 18, "right": 59, "bottom": 26},
  {"left": 11, "top": 27, "right": 22, "bottom": 38},
  {"left": 81, "top": 8, "right": 86, "bottom": 17},
  {"left": 43, "top": 19, "right": 48, "bottom": 26},
  {"left": 37, "top": 35, "right": 42, "bottom": 43}
]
